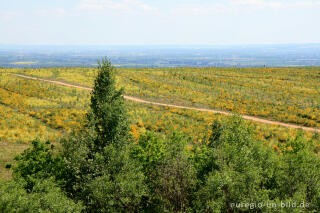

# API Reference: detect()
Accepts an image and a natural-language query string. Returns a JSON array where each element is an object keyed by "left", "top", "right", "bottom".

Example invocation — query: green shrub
[
  {"left": 132, "top": 131, "right": 196, "bottom": 212},
  {"left": 273, "top": 133, "right": 320, "bottom": 211},
  {"left": 194, "top": 116, "right": 279, "bottom": 212},
  {"left": 85, "top": 144, "right": 148, "bottom": 212},
  {"left": 0, "top": 179, "right": 83, "bottom": 213},
  {"left": 13, "top": 139, "right": 67, "bottom": 192}
]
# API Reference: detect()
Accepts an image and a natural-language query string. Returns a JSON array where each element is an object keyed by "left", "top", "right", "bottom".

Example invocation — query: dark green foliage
[
  {"left": 194, "top": 117, "right": 275, "bottom": 212},
  {"left": 60, "top": 135, "right": 94, "bottom": 198},
  {"left": 192, "top": 142, "right": 218, "bottom": 183},
  {"left": 85, "top": 144, "right": 148, "bottom": 212},
  {"left": 89, "top": 58, "right": 129, "bottom": 151},
  {"left": 67, "top": 140, "right": 149, "bottom": 212},
  {"left": 13, "top": 139, "right": 67, "bottom": 192},
  {"left": 0, "top": 179, "right": 83, "bottom": 213},
  {"left": 194, "top": 117, "right": 320, "bottom": 212},
  {"left": 208, "top": 119, "right": 224, "bottom": 147},
  {"left": 132, "top": 131, "right": 196, "bottom": 212},
  {"left": 153, "top": 135, "right": 196, "bottom": 212},
  {"left": 273, "top": 134, "right": 320, "bottom": 211},
  {"left": 132, "top": 131, "right": 167, "bottom": 178}
]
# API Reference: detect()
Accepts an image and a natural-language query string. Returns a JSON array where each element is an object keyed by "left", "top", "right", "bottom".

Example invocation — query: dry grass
[{"left": 0, "top": 142, "right": 29, "bottom": 181}]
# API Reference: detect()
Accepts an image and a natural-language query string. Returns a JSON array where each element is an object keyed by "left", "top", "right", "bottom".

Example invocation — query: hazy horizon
[
  {"left": 1, "top": 43, "right": 320, "bottom": 47},
  {"left": 1, "top": 43, "right": 320, "bottom": 68}
]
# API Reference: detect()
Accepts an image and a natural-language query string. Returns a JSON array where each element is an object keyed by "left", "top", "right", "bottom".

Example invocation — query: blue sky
[{"left": 0, "top": 0, "right": 320, "bottom": 45}]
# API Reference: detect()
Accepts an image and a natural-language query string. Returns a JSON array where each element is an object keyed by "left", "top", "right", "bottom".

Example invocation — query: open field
[
  {"left": 13, "top": 73, "right": 320, "bottom": 133},
  {"left": 5, "top": 66, "right": 320, "bottom": 127},
  {"left": 0, "top": 67, "right": 320, "bottom": 179}
]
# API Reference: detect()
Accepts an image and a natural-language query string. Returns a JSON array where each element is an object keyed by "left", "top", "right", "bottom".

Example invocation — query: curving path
[{"left": 13, "top": 74, "right": 320, "bottom": 133}]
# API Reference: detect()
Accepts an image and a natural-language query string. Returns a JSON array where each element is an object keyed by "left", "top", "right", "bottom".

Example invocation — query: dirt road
[{"left": 13, "top": 74, "right": 320, "bottom": 133}]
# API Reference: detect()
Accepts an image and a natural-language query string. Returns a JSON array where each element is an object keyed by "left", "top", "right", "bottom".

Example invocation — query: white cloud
[{"left": 77, "top": 0, "right": 158, "bottom": 13}]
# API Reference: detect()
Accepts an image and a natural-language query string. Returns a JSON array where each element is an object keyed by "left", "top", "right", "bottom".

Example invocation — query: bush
[
  {"left": 132, "top": 131, "right": 196, "bottom": 212},
  {"left": 273, "top": 133, "right": 320, "bottom": 211},
  {"left": 85, "top": 144, "right": 148, "bottom": 212},
  {"left": 194, "top": 117, "right": 279, "bottom": 212},
  {"left": 194, "top": 116, "right": 320, "bottom": 212},
  {"left": 0, "top": 179, "right": 83, "bottom": 213},
  {"left": 13, "top": 139, "right": 67, "bottom": 192}
]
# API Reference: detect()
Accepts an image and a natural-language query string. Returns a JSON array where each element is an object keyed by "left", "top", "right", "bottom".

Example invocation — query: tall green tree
[
  {"left": 62, "top": 58, "right": 147, "bottom": 212},
  {"left": 89, "top": 58, "right": 129, "bottom": 151}
]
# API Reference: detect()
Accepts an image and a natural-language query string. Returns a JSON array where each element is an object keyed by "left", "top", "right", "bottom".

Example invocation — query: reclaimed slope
[{"left": 13, "top": 74, "right": 320, "bottom": 133}]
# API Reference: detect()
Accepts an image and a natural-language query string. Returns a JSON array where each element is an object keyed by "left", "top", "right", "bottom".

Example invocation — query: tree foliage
[
  {"left": 89, "top": 58, "right": 129, "bottom": 151},
  {"left": 13, "top": 139, "right": 67, "bottom": 192},
  {"left": 0, "top": 179, "right": 83, "bottom": 213},
  {"left": 61, "top": 57, "right": 147, "bottom": 212}
]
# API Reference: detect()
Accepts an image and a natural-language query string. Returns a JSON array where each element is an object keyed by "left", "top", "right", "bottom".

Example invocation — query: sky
[{"left": 0, "top": 0, "right": 320, "bottom": 45}]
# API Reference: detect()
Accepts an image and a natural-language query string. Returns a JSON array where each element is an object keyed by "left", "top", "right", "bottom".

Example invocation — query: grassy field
[
  {"left": 0, "top": 142, "right": 29, "bottom": 181},
  {"left": 0, "top": 67, "right": 320, "bottom": 179}
]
